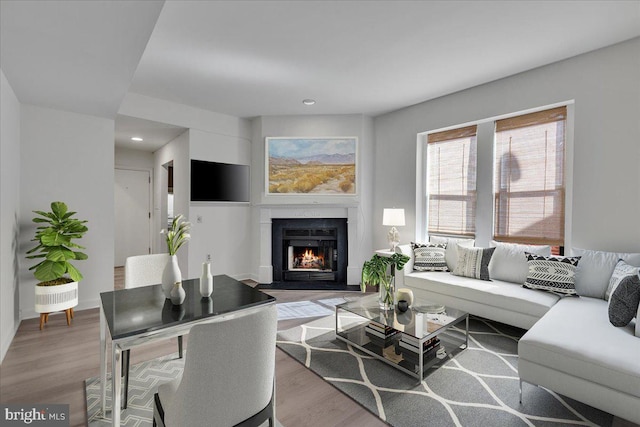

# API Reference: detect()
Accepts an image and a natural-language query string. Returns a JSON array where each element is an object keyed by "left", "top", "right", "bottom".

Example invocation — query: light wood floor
[{"left": 0, "top": 269, "right": 385, "bottom": 427}]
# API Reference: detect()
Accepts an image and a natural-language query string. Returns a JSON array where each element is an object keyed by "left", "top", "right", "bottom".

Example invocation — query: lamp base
[{"left": 387, "top": 226, "right": 399, "bottom": 251}]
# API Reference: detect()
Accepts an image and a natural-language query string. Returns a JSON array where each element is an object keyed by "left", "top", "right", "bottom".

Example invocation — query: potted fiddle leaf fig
[{"left": 26, "top": 201, "right": 88, "bottom": 329}]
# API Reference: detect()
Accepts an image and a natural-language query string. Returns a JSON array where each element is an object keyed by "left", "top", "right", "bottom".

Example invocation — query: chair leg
[
  {"left": 519, "top": 379, "right": 523, "bottom": 403},
  {"left": 122, "top": 349, "right": 130, "bottom": 409},
  {"left": 178, "top": 336, "right": 183, "bottom": 358}
]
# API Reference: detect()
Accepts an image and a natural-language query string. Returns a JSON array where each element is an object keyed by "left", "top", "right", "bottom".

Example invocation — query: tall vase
[
  {"left": 162, "top": 255, "right": 181, "bottom": 299},
  {"left": 200, "top": 260, "right": 213, "bottom": 298},
  {"left": 378, "top": 276, "right": 395, "bottom": 311}
]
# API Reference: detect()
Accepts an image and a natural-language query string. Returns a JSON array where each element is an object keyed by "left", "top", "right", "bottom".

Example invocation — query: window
[
  {"left": 427, "top": 125, "right": 477, "bottom": 237},
  {"left": 493, "top": 106, "right": 566, "bottom": 246}
]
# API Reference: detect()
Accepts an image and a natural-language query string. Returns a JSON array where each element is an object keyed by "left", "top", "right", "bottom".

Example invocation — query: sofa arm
[
  {"left": 636, "top": 303, "right": 640, "bottom": 338},
  {"left": 395, "top": 244, "right": 413, "bottom": 288}
]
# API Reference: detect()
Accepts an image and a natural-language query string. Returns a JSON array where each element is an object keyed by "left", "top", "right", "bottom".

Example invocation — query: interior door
[{"left": 115, "top": 168, "right": 151, "bottom": 266}]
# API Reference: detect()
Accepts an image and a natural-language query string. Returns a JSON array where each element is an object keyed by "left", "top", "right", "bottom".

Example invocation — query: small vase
[
  {"left": 170, "top": 281, "right": 186, "bottom": 305},
  {"left": 200, "top": 260, "right": 213, "bottom": 298},
  {"left": 162, "top": 255, "right": 181, "bottom": 299}
]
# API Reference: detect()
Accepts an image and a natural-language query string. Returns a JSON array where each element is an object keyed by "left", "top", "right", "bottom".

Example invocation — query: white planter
[{"left": 35, "top": 281, "right": 78, "bottom": 313}]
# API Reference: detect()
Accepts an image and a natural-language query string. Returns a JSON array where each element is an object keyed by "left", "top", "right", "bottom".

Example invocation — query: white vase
[
  {"left": 162, "top": 255, "right": 181, "bottom": 299},
  {"left": 200, "top": 261, "right": 213, "bottom": 298},
  {"left": 170, "top": 281, "right": 186, "bottom": 305}
]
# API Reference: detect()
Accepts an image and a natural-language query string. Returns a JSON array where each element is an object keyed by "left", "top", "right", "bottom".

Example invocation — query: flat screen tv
[{"left": 190, "top": 159, "right": 250, "bottom": 202}]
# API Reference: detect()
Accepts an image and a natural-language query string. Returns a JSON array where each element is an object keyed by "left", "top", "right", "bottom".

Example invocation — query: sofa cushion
[
  {"left": 453, "top": 246, "right": 495, "bottom": 281},
  {"left": 430, "top": 236, "right": 474, "bottom": 271},
  {"left": 609, "top": 273, "right": 640, "bottom": 327},
  {"left": 523, "top": 253, "right": 580, "bottom": 296},
  {"left": 519, "top": 296, "right": 640, "bottom": 399},
  {"left": 606, "top": 260, "right": 640, "bottom": 301},
  {"left": 571, "top": 248, "right": 640, "bottom": 300},
  {"left": 411, "top": 242, "right": 448, "bottom": 272},
  {"left": 405, "top": 271, "right": 560, "bottom": 318},
  {"left": 489, "top": 241, "right": 551, "bottom": 284}
]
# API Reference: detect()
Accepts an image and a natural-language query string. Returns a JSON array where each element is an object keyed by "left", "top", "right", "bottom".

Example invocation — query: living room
[{"left": 1, "top": 1, "right": 639, "bottom": 426}]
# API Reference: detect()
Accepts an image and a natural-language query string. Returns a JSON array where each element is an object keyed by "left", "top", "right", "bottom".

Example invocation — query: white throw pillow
[
  {"left": 430, "top": 236, "right": 474, "bottom": 271},
  {"left": 571, "top": 248, "right": 640, "bottom": 300},
  {"left": 488, "top": 241, "right": 551, "bottom": 284}
]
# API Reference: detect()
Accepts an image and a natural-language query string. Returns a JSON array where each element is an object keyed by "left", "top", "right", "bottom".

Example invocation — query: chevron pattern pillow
[
  {"left": 524, "top": 253, "right": 581, "bottom": 296},
  {"left": 412, "top": 242, "right": 448, "bottom": 272}
]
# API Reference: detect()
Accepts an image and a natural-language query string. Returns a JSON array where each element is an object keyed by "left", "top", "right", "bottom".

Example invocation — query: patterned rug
[
  {"left": 85, "top": 355, "right": 283, "bottom": 427},
  {"left": 277, "top": 315, "right": 614, "bottom": 427}
]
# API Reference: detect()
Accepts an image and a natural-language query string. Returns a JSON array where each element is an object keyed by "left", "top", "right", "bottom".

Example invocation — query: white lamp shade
[{"left": 382, "top": 208, "right": 405, "bottom": 226}]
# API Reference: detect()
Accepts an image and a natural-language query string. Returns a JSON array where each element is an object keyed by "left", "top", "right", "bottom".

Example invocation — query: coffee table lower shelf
[{"left": 335, "top": 310, "right": 469, "bottom": 382}]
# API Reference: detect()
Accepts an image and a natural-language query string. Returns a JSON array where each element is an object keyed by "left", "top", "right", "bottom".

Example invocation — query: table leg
[
  {"left": 112, "top": 343, "right": 122, "bottom": 426},
  {"left": 100, "top": 306, "right": 107, "bottom": 416}
]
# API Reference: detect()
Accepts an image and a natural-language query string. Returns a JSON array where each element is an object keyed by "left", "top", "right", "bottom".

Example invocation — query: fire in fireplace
[{"left": 289, "top": 247, "right": 326, "bottom": 270}]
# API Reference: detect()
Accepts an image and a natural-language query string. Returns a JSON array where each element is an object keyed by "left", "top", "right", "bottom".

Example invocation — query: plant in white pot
[
  {"left": 26, "top": 201, "right": 88, "bottom": 330},
  {"left": 160, "top": 214, "right": 191, "bottom": 299}
]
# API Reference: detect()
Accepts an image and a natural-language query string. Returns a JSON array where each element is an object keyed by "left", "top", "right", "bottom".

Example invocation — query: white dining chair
[
  {"left": 123, "top": 253, "right": 183, "bottom": 409},
  {"left": 153, "top": 304, "right": 277, "bottom": 427}
]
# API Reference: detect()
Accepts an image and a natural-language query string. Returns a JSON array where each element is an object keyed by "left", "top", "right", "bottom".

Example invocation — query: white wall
[
  {"left": 1, "top": 70, "right": 21, "bottom": 362},
  {"left": 115, "top": 146, "right": 154, "bottom": 170},
  {"left": 19, "top": 105, "right": 115, "bottom": 319},
  {"left": 251, "top": 114, "right": 375, "bottom": 283},
  {"left": 153, "top": 130, "right": 190, "bottom": 276},
  {"left": 189, "top": 128, "right": 252, "bottom": 279},
  {"left": 374, "top": 37, "right": 640, "bottom": 253}
]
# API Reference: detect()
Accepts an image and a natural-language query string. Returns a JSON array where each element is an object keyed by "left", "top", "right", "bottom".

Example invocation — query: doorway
[{"left": 115, "top": 168, "right": 152, "bottom": 266}]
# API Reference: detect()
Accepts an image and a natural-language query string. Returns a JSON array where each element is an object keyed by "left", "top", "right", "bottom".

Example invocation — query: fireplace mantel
[{"left": 258, "top": 206, "right": 361, "bottom": 284}]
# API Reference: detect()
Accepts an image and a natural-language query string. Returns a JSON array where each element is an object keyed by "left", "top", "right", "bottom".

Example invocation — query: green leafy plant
[
  {"left": 361, "top": 252, "right": 410, "bottom": 296},
  {"left": 26, "top": 201, "right": 88, "bottom": 285},
  {"left": 161, "top": 214, "right": 191, "bottom": 255}
]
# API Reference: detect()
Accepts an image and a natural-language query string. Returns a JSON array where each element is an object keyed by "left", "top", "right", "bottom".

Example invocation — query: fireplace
[{"left": 272, "top": 218, "right": 347, "bottom": 283}]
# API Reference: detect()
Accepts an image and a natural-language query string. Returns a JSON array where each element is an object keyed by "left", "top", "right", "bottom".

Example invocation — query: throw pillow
[
  {"left": 452, "top": 245, "right": 495, "bottom": 281},
  {"left": 430, "top": 236, "right": 475, "bottom": 271},
  {"left": 571, "top": 248, "right": 640, "bottom": 299},
  {"left": 412, "top": 242, "right": 448, "bottom": 272},
  {"left": 605, "top": 260, "right": 640, "bottom": 301},
  {"left": 524, "top": 253, "right": 581, "bottom": 296},
  {"left": 608, "top": 273, "right": 640, "bottom": 327},
  {"left": 488, "top": 241, "right": 551, "bottom": 284}
]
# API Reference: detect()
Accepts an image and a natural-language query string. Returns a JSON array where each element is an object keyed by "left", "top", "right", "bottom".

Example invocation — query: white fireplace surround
[{"left": 258, "top": 206, "right": 362, "bottom": 284}]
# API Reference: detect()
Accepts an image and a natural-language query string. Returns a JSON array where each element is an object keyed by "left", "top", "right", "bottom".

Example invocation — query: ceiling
[
  {"left": 114, "top": 115, "right": 186, "bottom": 151},
  {"left": 2, "top": 1, "right": 640, "bottom": 150}
]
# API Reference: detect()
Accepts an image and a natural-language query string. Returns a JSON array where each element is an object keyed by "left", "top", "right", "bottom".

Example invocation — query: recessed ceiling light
[
  {"left": 302, "top": 99, "right": 316, "bottom": 106},
  {"left": 131, "top": 137, "right": 143, "bottom": 142}
]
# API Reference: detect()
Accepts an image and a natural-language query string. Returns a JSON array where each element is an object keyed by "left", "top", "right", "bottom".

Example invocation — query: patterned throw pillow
[
  {"left": 605, "top": 260, "right": 640, "bottom": 301},
  {"left": 608, "top": 272, "right": 640, "bottom": 327},
  {"left": 412, "top": 242, "right": 448, "bottom": 272},
  {"left": 452, "top": 246, "right": 496, "bottom": 281},
  {"left": 524, "top": 253, "right": 581, "bottom": 296}
]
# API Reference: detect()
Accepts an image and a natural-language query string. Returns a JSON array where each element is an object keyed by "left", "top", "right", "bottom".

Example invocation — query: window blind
[
  {"left": 427, "top": 125, "right": 477, "bottom": 237},
  {"left": 493, "top": 106, "right": 566, "bottom": 245}
]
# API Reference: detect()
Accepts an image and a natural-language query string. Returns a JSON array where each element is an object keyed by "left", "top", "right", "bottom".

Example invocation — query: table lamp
[{"left": 382, "top": 208, "right": 405, "bottom": 251}]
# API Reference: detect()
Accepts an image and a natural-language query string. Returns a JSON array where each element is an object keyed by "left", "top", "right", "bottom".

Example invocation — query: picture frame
[{"left": 265, "top": 137, "right": 357, "bottom": 195}]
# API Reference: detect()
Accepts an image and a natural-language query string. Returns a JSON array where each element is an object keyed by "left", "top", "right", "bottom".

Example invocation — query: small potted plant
[
  {"left": 26, "top": 201, "right": 88, "bottom": 329},
  {"left": 361, "top": 252, "right": 410, "bottom": 310}
]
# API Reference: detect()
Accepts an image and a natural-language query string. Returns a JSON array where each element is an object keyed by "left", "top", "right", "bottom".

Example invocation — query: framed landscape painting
[{"left": 266, "top": 137, "right": 357, "bottom": 195}]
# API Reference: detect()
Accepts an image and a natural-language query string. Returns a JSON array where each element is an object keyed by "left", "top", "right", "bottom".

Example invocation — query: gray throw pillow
[
  {"left": 608, "top": 273, "right": 640, "bottom": 327},
  {"left": 453, "top": 246, "right": 495, "bottom": 281}
]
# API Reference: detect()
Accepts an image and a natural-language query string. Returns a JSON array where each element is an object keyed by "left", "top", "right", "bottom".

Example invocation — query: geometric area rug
[
  {"left": 277, "top": 315, "right": 614, "bottom": 427},
  {"left": 85, "top": 354, "right": 284, "bottom": 427}
]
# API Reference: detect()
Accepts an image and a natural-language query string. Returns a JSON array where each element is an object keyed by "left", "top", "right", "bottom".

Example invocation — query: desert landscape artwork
[{"left": 266, "top": 137, "right": 357, "bottom": 195}]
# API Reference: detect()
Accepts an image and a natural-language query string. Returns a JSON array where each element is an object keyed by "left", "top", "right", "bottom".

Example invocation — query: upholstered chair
[
  {"left": 123, "top": 253, "right": 183, "bottom": 409},
  {"left": 153, "top": 304, "right": 277, "bottom": 427}
]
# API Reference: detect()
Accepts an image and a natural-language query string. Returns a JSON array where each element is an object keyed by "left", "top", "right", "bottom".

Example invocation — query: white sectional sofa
[{"left": 396, "top": 241, "right": 640, "bottom": 424}]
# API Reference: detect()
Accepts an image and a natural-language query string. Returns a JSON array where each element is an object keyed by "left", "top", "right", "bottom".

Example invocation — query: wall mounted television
[{"left": 190, "top": 159, "right": 250, "bottom": 202}]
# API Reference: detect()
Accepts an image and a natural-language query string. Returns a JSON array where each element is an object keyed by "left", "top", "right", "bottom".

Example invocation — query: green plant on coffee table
[
  {"left": 26, "top": 201, "right": 88, "bottom": 285},
  {"left": 161, "top": 214, "right": 191, "bottom": 255},
  {"left": 361, "top": 253, "right": 410, "bottom": 305}
]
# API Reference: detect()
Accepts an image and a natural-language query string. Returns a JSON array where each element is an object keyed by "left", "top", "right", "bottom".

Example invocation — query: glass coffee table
[{"left": 335, "top": 294, "right": 468, "bottom": 381}]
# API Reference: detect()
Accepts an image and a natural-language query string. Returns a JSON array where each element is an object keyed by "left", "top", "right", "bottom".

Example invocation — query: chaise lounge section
[{"left": 396, "top": 240, "right": 640, "bottom": 424}]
